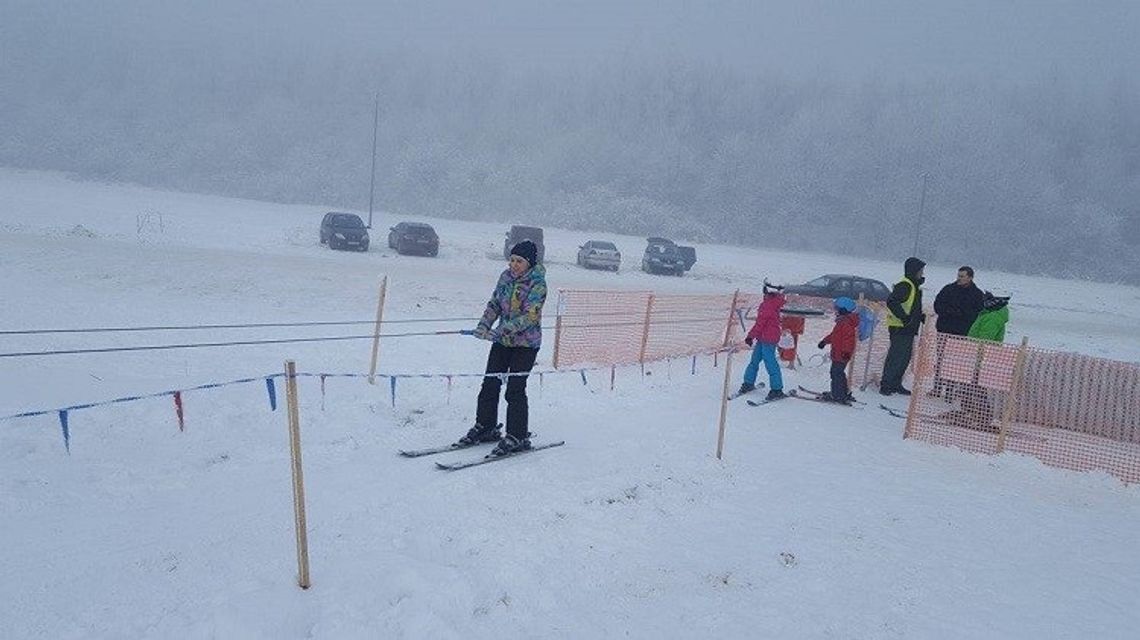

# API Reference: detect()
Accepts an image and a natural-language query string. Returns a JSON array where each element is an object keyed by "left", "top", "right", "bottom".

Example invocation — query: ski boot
[
  {"left": 458, "top": 422, "right": 502, "bottom": 446},
  {"left": 490, "top": 433, "right": 532, "bottom": 457}
]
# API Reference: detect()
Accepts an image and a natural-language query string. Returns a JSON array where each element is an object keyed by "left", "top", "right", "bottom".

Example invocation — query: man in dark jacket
[
  {"left": 934, "top": 266, "right": 985, "bottom": 336},
  {"left": 880, "top": 257, "right": 926, "bottom": 395},
  {"left": 931, "top": 266, "right": 985, "bottom": 397}
]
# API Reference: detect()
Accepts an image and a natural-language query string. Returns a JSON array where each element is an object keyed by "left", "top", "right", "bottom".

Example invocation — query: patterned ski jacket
[{"left": 477, "top": 264, "right": 547, "bottom": 349}]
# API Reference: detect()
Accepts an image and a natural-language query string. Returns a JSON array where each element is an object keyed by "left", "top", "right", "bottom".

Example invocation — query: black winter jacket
[{"left": 933, "top": 281, "right": 985, "bottom": 336}]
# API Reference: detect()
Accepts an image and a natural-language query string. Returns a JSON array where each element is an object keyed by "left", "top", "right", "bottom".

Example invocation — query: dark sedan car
[
  {"left": 388, "top": 222, "right": 439, "bottom": 256},
  {"left": 319, "top": 212, "right": 369, "bottom": 251},
  {"left": 782, "top": 274, "right": 892, "bottom": 302}
]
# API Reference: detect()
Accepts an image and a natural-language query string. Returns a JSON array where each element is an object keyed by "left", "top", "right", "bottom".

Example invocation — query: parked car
[
  {"left": 576, "top": 240, "right": 621, "bottom": 271},
  {"left": 782, "top": 274, "right": 892, "bottom": 302},
  {"left": 319, "top": 212, "right": 369, "bottom": 251},
  {"left": 641, "top": 237, "right": 687, "bottom": 276},
  {"left": 675, "top": 245, "right": 697, "bottom": 271},
  {"left": 503, "top": 225, "right": 545, "bottom": 262},
  {"left": 388, "top": 222, "right": 439, "bottom": 256}
]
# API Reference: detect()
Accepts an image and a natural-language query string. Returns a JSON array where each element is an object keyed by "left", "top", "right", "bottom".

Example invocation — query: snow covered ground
[{"left": 2, "top": 168, "right": 1138, "bottom": 638}]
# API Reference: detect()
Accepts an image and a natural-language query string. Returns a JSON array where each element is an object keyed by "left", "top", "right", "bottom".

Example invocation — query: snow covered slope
[{"left": 2, "top": 169, "right": 1138, "bottom": 638}]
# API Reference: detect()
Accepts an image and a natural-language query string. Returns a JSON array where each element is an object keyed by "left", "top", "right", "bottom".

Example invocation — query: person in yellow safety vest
[{"left": 880, "top": 256, "right": 926, "bottom": 395}]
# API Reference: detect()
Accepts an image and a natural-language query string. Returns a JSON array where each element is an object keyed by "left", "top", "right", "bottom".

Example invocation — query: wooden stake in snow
[
  {"left": 639, "top": 294, "right": 655, "bottom": 365},
  {"left": 368, "top": 275, "right": 388, "bottom": 385},
  {"left": 996, "top": 336, "right": 1030, "bottom": 453},
  {"left": 716, "top": 348, "right": 734, "bottom": 460},
  {"left": 284, "top": 360, "right": 311, "bottom": 589}
]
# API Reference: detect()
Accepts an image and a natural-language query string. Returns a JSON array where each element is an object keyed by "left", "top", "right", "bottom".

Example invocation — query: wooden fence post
[
  {"left": 638, "top": 294, "right": 655, "bottom": 365},
  {"left": 848, "top": 293, "right": 864, "bottom": 390},
  {"left": 716, "top": 348, "right": 734, "bottom": 460},
  {"left": 996, "top": 337, "right": 1030, "bottom": 452},
  {"left": 903, "top": 322, "right": 936, "bottom": 439},
  {"left": 553, "top": 290, "right": 564, "bottom": 369},
  {"left": 368, "top": 275, "right": 388, "bottom": 385},
  {"left": 284, "top": 360, "right": 311, "bottom": 589},
  {"left": 723, "top": 289, "right": 741, "bottom": 347}
]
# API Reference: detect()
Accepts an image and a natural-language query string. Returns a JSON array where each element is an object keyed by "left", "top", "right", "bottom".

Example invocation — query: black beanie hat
[{"left": 511, "top": 240, "right": 538, "bottom": 267}]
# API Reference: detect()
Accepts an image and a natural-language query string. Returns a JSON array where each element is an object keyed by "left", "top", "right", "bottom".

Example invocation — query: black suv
[
  {"left": 783, "top": 274, "right": 892, "bottom": 302},
  {"left": 503, "top": 225, "right": 545, "bottom": 262},
  {"left": 641, "top": 237, "right": 687, "bottom": 276},
  {"left": 319, "top": 212, "right": 369, "bottom": 251},
  {"left": 388, "top": 222, "right": 439, "bottom": 256}
]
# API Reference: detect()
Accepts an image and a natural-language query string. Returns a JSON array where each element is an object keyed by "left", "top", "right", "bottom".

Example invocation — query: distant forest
[{"left": 2, "top": 41, "right": 1137, "bottom": 283}]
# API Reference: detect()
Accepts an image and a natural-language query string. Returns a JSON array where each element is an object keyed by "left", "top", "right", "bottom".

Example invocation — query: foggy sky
[
  {"left": 6, "top": 1, "right": 1138, "bottom": 83},
  {"left": 2, "top": 1, "right": 1139, "bottom": 283}
]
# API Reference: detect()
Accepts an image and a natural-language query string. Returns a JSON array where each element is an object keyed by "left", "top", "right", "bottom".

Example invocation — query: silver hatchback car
[{"left": 576, "top": 240, "right": 621, "bottom": 272}]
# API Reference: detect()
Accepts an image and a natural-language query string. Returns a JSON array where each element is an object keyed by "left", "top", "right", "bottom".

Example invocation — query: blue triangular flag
[
  {"left": 58, "top": 410, "right": 70, "bottom": 453},
  {"left": 266, "top": 377, "right": 277, "bottom": 411}
]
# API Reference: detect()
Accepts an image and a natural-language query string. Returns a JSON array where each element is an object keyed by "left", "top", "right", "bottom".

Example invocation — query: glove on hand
[
  {"left": 744, "top": 336, "right": 754, "bottom": 347},
  {"left": 817, "top": 340, "right": 827, "bottom": 349}
]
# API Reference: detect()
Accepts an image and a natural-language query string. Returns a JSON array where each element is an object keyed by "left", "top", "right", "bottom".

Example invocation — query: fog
[{"left": 3, "top": 1, "right": 1138, "bottom": 282}]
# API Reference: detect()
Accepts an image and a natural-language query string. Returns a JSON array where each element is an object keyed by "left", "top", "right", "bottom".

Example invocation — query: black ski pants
[
  {"left": 476, "top": 342, "right": 539, "bottom": 439},
  {"left": 880, "top": 328, "right": 916, "bottom": 391},
  {"left": 830, "top": 359, "right": 850, "bottom": 400}
]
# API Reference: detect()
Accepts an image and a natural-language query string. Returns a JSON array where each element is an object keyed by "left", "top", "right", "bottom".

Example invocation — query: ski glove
[
  {"left": 744, "top": 336, "right": 754, "bottom": 347},
  {"left": 817, "top": 340, "right": 827, "bottom": 349}
]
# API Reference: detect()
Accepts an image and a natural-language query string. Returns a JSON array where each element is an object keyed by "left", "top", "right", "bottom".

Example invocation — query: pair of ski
[{"left": 399, "top": 438, "right": 565, "bottom": 471}]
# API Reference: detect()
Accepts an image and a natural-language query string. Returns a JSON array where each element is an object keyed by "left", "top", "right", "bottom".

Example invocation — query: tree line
[{"left": 2, "top": 42, "right": 1137, "bottom": 283}]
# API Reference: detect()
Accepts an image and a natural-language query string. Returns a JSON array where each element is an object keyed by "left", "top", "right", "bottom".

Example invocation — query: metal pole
[
  {"left": 367, "top": 93, "right": 379, "bottom": 229},
  {"left": 912, "top": 172, "right": 928, "bottom": 257}
]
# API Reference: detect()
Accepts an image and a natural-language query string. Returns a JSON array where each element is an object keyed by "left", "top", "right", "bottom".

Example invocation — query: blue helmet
[{"left": 834, "top": 297, "right": 856, "bottom": 313}]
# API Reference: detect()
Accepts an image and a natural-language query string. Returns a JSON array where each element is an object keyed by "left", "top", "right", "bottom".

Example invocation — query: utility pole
[
  {"left": 367, "top": 92, "right": 379, "bottom": 229},
  {"left": 912, "top": 172, "right": 929, "bottom": 257}
]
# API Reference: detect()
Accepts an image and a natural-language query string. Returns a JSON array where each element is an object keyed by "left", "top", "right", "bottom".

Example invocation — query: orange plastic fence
[
  {"left": 553, "top": 289, "right": 898, "bottom": 390},
  {"left": 552, "top": 289, "right": 739, "bottom": 368},
  {"left": 904, "top": 323, "right": 1140, "bottom": 483}
]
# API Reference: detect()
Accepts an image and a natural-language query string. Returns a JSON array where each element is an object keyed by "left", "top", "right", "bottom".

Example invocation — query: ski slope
[{"left": 2, "top": 168, "right": 1138, "bottom": 638}]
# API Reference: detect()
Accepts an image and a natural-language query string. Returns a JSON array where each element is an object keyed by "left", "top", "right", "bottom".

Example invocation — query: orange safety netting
[
  {"left": 552, "top": 289, "right": 738, "bottom": 368},
  {"left": 904, "top": 324, "right": 1140, "bottom": 483},
  {"left": 552, "top": 290, "right": 896, "bottom": 389}
]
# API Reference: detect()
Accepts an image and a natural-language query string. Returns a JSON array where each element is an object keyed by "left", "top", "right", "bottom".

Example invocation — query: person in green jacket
[
  {"left": 967, "top": 292, "right": 1011, "bottom": 342},
  {"left": 952, "top": 292, "right": 1012, "bottom": 429}
]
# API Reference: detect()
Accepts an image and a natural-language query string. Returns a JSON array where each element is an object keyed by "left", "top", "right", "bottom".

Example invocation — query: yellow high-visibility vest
[{"left": 886, "top": 278, "right": 917, "bottom": 328}]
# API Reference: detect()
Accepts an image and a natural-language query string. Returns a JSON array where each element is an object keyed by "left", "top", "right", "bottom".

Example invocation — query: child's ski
[
  {"left": 435, "top": 441, "right": 566, "bottom": 471},
  {"left": 796, "top": 385, "right": 866, "bottom": 405},
  {"left": 879, "top": 404, "right": 908, "bottom": 419},
  {"left": 746, "top": 394, "right": 790, "bottom": 407},
  {"left": 399, "top": 441, "right": 491, "bottom": 458},
  {"left": 788, "top": 389, "right": 864, "bottom": 409},
  {"left": 726, "top": 382, "right": 766, "bottom": 401}
]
